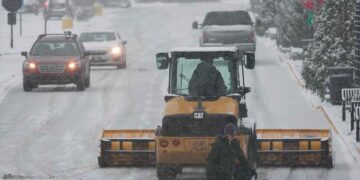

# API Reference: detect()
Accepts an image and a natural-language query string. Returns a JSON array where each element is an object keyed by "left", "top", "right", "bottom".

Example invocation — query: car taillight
[
  {"left": 44, "top": 1, "right": 49, "bottom": 8},
  {"left": 249, "top": 31, "right": 255, "bottom": 42},
  {"left": 203, "top": 32, "right": 208, "bottom": 42},
  {"left": 160, "top": 140, "right": 169, "bottom": 148},
  {"left": 172, "top": 139, "right": 180, "bottom": 147}
]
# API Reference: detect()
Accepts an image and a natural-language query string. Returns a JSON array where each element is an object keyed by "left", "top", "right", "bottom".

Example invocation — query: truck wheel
[
  {"left": 246, "top": 54, "right": 255, "bottom": 69},
  {"left": 85, "top": 69, "right": 90, "bottom": 88},
  {"left": 157, "top": 165, "right": 177, "bottom": 180},
  {"left": 23, "top": 80, "right": 33, "bottom": 92},
  {"left": 117, "top": 62, "right": 126, "bottom": 69},
  {"left": 76, "top": 77, "right": 86, "bottom": 91},
  {"left": 85, "top": 76, "right": 90, "bottom": 88}
]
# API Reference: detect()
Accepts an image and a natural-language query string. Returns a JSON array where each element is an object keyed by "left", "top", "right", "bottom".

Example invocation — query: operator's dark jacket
[
  {"left": 206, "top": 135, "right": 250, "bottom": 180},
  {"left": 189, "top": 62, "right": 227, "bottom": 97}
]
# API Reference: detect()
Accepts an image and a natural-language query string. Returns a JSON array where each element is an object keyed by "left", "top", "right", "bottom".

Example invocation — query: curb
[{"left": 0, "top": 52, "right": 19, "bottom": 56}]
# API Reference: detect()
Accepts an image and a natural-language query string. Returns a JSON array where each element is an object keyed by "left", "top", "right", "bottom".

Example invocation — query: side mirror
[
  {"left": 122, "top": 40, "right": 127, "bottom": 45},
  {"left": 192, "top": 21, "right": 198, "bottom": 29},
  {"left": 156, "top": 52, "right": 169, "bottom": 70},
  {"left": 21, "top": 51, "right": 28, "bottom": 57},
  {"left": 244, "top": 51, "right": 255, "bottom": 69}
]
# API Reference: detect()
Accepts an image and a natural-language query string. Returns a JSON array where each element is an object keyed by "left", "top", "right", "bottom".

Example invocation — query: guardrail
[
  {"left": 354, "top": 106, "right": 360, "bottom": 142},
  {"left": 341, "top": 88, "right": 360, "bottom": 121}
]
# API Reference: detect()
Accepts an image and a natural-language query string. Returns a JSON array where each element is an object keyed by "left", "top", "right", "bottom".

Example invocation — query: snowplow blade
[
  {"left": 98, "top": 129, "right": 156, "bottom": 167},
  {"left": 256, "top": 129, "right": 333, "bottom": 167}
]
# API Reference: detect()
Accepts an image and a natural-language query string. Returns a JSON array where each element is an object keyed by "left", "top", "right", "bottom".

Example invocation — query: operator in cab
[
  {"left": 188, "top": 56, "right": 227, "bottom": 97},
  {"left": 206, "top": 123, "right": 257, "bottom": 180}
]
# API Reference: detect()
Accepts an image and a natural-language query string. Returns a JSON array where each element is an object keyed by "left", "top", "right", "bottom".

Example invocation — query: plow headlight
[
  {"left": 111, "top": 47, "right": 121, "bottom": 55},
  {"left": 172, "top": 139, "right": 180, "bottom": 147},
  {"left": 160, "top": 140, "right": 169, "bottom": 148}
]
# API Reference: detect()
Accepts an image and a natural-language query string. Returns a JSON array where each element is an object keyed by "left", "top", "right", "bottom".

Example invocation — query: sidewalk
[{"left": 262, "top": 37, "right": 360, "bottom": 157}]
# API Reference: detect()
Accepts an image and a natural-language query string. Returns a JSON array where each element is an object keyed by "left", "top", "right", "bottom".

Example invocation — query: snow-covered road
[{"left": 0, "top": 1, "right": 359, "bottom": 179}]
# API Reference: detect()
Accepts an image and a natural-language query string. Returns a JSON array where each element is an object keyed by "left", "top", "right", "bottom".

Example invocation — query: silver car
[
  {"left": 193, "top": 10, "right": 256, "bottom": 69},
  {"left": 79, "top": 31, "right": 127, "bottom": 69}
]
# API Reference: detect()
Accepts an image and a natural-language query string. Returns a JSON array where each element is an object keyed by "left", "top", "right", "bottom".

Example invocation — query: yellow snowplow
[
  {"left": 97, "top": 47, "right": 333, "bottom": 179},
  {"left": 256, "top": 129, "right": 333, "bottom": 167},
  {"left": 98, "top": 128, "right": 333, "bottom": 168},
  {"left": 98, "top": 129, "right": 156, "bottom": 167}
]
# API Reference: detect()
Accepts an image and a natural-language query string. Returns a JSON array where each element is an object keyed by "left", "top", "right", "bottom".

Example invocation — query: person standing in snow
[{"left": 206, "top": 123, "right": 255, "bottom": 180}]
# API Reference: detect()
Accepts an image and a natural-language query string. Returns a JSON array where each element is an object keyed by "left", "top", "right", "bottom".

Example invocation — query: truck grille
[
  {"left": 208, "top": 31, "right": 251, "bottom": 44},
  {"left": 38, "top": 64, "right": 65, "bottom": 73}
]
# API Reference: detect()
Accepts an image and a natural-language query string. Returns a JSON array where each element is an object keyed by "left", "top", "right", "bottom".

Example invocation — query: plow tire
[
  {"left": 98, "top": 157, "right": 109, "bottom": 168},
  {"left": 157, "top": 165, "right": 177, "bottom": 180}
]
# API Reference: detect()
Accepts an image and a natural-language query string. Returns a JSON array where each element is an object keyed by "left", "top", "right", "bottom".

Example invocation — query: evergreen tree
[
  {"left": 302, "top": 0, "right": 355, "bottom": 98},
  {"left": 275, "top": 0, "right": 313, "bottom": 47}
]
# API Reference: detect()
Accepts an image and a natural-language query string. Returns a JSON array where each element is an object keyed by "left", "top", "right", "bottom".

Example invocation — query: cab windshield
[
  {"left": 203, "top": 11, "right": 252, "bottom": 26},
  {"left": 170, "top": 51, "right": 237, "bottom": 96},
  {"left": 30, "top": 41, "right": 79, "bottom": 56}
]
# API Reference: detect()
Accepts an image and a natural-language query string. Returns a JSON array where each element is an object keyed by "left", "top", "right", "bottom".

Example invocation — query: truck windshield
[
  {"left": 203, "top": 11, "right": 252, "bottom": 26},
  {"left": 171, "top": 52, "right": 237, "bottom": 96},
  {"left": 30, "top": 41, "right": 79, "bottom": 56},
  {"left": 79, "top": 32, "right": 116, "bottom": 42}
]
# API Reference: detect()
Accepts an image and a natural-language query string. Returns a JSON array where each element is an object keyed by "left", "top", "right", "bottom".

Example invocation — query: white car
[{"left": 79, "top": 31, "right": 127, "bottom": 69}]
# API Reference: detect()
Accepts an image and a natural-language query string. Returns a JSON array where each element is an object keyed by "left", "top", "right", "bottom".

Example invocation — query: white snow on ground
[
  {"left": 0, "top": 1, "right": 360, "bottom": 179},
  {"left": 261, "top": 37, "right": 360, "bottom": 179}
]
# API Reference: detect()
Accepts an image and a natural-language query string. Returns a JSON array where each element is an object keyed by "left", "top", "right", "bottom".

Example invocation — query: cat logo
[
  {"left": 193, "top": 140, "right": 208, "bottom": 151},
  {"left": 193, "top": 111, "right": 206, "bottom": 119}
]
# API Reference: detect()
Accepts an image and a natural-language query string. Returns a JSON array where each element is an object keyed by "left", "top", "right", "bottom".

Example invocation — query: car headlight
[
  {"left": 24, "top": 62, "right": 37, "bottom": 69},
  {"left": 68, "top": 61, "right": 81, "bottom": 70},
  {"left": 111, "top": 47, "right": 121, "bottom": 55}
]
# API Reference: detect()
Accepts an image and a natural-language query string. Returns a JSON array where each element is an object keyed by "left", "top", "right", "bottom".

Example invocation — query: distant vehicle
[
  {"left": 44, "top": 0, "right": 74, "bottom": 19},
  {"left": 290, "top": 47, "right": 304, "bottom": 60},
  {"left": 19, "top": 0, "right": 40, "bottom": 15},
  {"left": 101, "top": 0, "right": 131, "bottom": 8},
  {"left": 79, "top": 31, "right": 127, "bottom": 69},
  {"left": 21, "top": 32, "right": 91, "bottom": 91},
  {"left": 74, "top": 6, "right": 95, "bottom": 21},
  {"left": 193, "top": 10, "right": 256, "bottom": 69}
]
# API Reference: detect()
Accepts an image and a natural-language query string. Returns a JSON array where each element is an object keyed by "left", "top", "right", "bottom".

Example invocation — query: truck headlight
[
  {"left": 68, "top": 61, "right": 81, "bottom": 70},
  {"left": 111, "top": 47, "right": 121, "bottom": 55},
  {"left": 25, "top": 62, "right": 37, "bottom": 69}
]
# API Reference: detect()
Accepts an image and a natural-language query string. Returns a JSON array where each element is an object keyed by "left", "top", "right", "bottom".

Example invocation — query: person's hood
[{"left": 82, "top": 41, "right": 119, "bottom": 51}]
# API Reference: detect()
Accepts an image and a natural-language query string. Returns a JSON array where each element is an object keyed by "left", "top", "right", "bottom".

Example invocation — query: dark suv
[{"left": 21, "top": 32, "right": 91, "bottom": 91}]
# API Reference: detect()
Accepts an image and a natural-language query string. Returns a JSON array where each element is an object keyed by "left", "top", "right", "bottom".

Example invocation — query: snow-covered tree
[
  {"left": 302, "top": 0, "right": 355, "bottom": 98},
  {"left": 251, "top": 0, "right": 313, "bottom": 46},
  {"left": 275, "top": 0, "right": 313, "bottom": 47}
]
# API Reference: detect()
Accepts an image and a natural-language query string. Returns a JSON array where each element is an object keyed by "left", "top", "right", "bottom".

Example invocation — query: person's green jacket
[{"left": 206, "top": 135, "right": 250, "bottom": 180}]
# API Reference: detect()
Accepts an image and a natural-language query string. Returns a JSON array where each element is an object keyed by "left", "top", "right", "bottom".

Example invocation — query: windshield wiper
[{"left": 179, "top": 74, "right": 190, "bottom": 82}]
